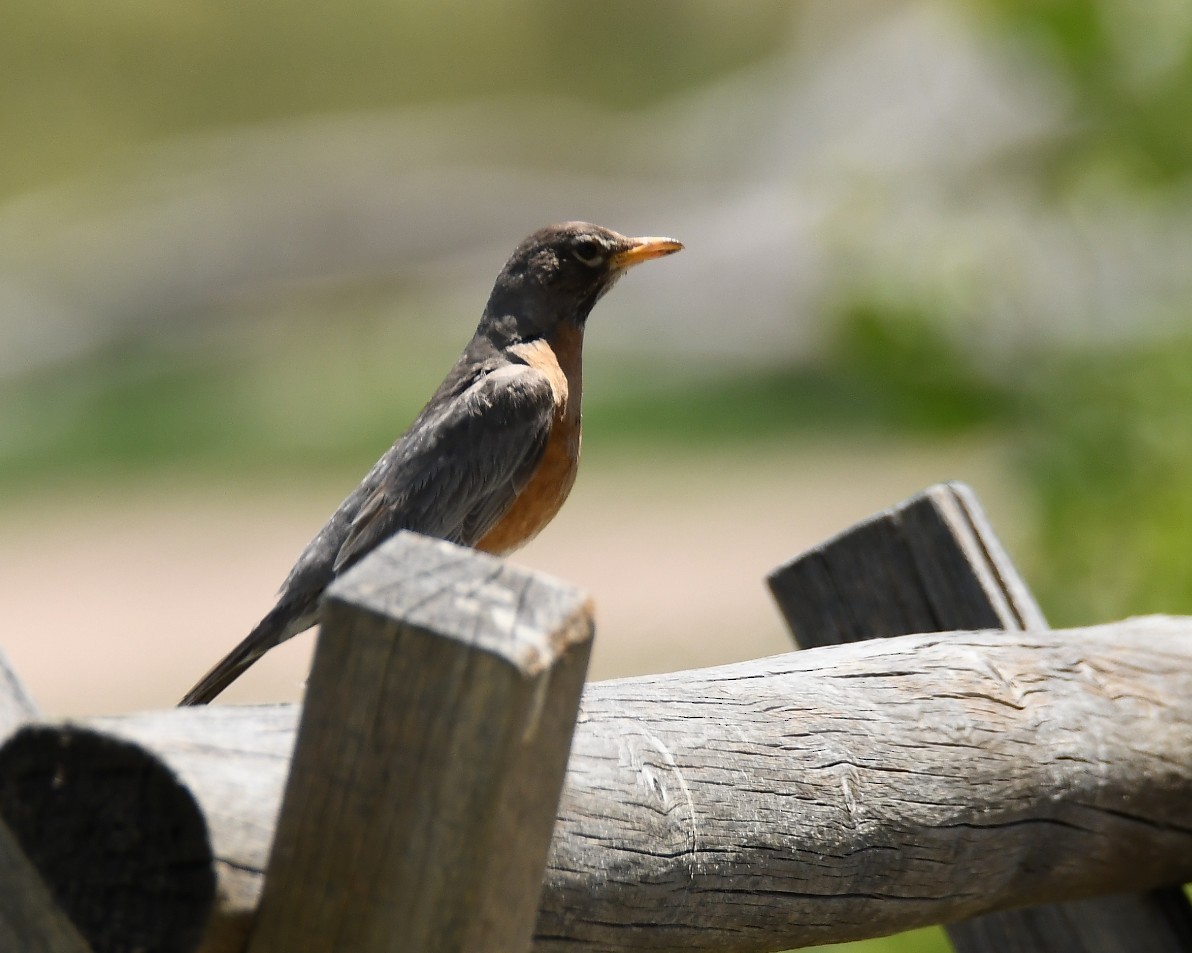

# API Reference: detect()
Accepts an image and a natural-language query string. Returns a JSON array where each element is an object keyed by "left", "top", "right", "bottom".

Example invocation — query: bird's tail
[{"left": 178, "top": 605, "right": 298, "bottom": 706}]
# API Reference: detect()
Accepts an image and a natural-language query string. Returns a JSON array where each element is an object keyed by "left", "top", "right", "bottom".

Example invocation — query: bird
[{"left": 179, "top": 222, "right": 682, "bottom": 705}]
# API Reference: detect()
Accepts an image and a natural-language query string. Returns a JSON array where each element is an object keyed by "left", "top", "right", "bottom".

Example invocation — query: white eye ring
[{"left": 571, "top": 241, "right": 605, "bottom": 268}]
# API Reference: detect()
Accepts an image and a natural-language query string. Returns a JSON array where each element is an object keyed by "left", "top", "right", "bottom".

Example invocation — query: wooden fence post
[
  {"left": 246, "top": 532, "right": 594, "bottom": 953},
  {"left": 767, "top": 481, "right": 1192, "bottom": 952}
]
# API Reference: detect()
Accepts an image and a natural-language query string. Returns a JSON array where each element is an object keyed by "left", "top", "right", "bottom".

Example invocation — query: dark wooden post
[
  {"left": 247, "top": 532, "right": 594, "bottom": 953},
  {"left": 767, "top": 481, "right": 1192, "bottom": 953},
  {"left": 0, "top": 649, "right": 94, "bottom": 953}
]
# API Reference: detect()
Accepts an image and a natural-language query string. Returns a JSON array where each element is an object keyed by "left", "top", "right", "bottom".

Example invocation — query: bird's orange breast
[{"left": 475, "top": 324, "right": 583, "bottom": 555}]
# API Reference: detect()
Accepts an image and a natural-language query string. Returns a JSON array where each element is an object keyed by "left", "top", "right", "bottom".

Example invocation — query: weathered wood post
[
  {"left": 246, "top": 532, "right": 594, "bottom": 953},
  {"left": 767, "top": 481, "right": 1192, "bottom": 952}
]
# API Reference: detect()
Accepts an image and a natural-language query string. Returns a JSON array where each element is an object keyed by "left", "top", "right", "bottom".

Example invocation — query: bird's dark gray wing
[
  {"left": 331, "top": 361, "right": 555, "bottom": 573},
  {"left": 177, "top": 362, "right": 554, "bottom": 707}
]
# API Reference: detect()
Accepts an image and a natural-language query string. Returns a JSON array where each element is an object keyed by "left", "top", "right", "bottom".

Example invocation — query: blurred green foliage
[
  {"left": 825, "top": 302, "right": 1013, "bottom": 433},
  {"left": 980, "top": 0, "right": 1192, "bottom": 183},
  {"left": 824, "top": 300, "right": 1192, "bottom": 629},
  {"left": 1022, "top": 332, "right": 1192, "bottom": 626}
]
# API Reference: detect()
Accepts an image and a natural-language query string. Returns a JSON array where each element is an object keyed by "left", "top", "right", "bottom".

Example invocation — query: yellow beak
[{"left": 611, "top": 236, "right": 684, "bottom": 269}]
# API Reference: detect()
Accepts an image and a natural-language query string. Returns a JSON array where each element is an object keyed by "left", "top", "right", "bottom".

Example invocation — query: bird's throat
[{"left": 506, "top": 318, "right": 585, "bottom": 422}]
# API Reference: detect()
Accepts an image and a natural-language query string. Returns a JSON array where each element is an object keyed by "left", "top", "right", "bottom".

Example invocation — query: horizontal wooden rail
[{"left": 52, "top": 615, "right": 1192, "bottom": 953}]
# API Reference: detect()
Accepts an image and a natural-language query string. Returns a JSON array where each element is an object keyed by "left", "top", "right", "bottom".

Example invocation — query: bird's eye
[{"left": 571, "top": 239, "right": 605, "bottom": 268}]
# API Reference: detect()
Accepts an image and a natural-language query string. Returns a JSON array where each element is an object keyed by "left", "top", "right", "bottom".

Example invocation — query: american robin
[{"left": 180, "top": 222, "right": 682, "bottom": 705}]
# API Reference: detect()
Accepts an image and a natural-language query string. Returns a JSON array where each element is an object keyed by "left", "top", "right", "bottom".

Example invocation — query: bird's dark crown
[{"left": 479, "top": 222, "right": 681, "bottom": 345}]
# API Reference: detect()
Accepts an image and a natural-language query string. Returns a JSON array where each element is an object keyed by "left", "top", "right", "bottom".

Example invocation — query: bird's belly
[{"left": 475, "top": 415, "right": 580, "bottom": 556}]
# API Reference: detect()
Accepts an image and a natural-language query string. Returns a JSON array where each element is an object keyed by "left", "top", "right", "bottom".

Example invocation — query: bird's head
[{"left": 481, "top": 222, "right": 682, "bottom": 343}]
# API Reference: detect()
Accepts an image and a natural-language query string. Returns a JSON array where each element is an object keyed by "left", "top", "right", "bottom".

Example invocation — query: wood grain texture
[
  {"left": 85, "top": 618, "right": 1192, "bottom": 953},
  {"left": 246, "top": 532, "right": 594, "bottom": 953},
  {"left": 767, "top": 481, "right": 1192, "bottom": 952}
]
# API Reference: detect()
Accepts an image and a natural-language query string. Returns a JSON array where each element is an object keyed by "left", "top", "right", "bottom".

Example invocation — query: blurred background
[{"left": 2, "top": 1, "right": 1191, "bottom": 948}]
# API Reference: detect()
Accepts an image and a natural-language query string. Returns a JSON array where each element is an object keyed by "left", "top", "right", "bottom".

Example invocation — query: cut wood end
[
  {"left": 0, "top": 724, "right": 215, "bottom": 953},
  {"left": 325, "top": 531, "right": 595, "bottom": 676},
  {"left": 767, "top": 481, "right": 971, "bottom": 584}
]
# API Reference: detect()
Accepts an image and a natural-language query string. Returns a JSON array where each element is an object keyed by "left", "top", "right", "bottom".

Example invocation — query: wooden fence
[{"left": 0, "top": 483, "right": 1189, "bottom": 952}]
